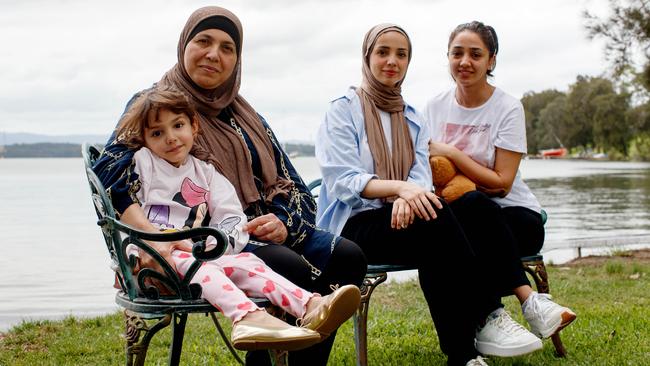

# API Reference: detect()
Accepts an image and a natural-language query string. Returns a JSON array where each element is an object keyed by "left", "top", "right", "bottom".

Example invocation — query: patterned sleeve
[
  {"left": 258, "top": 115, "right": 317, "bottom": 249},
  {"left": 91, "top": 91, "right": 147, "bottom": 216}
]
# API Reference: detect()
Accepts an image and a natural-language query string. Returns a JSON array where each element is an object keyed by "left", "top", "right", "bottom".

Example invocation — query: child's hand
[{"left": 138, "top": 240, "right": 193, "bottom": 274}]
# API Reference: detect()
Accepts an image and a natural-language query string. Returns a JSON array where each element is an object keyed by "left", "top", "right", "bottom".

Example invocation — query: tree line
[
  {"left": 523, "top": 0, "right": 650, "bottom": 160},
  {"left": 0, "top": 142, "right": 316, "bottom": 158}
]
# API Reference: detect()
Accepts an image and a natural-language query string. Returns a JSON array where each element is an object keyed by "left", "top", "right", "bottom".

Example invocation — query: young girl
[
  {"left": 424, "top": 21, "right": 576, "bottom": 340},
  {"left": 315, "top": 23, "right": 542, "bottom": 366},
  {"left": 114, "top": 86, "right": 361, "bottom": 351}
]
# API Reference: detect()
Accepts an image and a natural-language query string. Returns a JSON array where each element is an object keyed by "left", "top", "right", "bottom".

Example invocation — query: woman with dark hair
[
  {"left": 316, "top": 23, "right": 542, "bottom": 366},
  {"left": 424, "top": 20, "right": 576, "bottom": 342},
  {"left": 93, "top": 6, "right": 367, "bottom": 365}
]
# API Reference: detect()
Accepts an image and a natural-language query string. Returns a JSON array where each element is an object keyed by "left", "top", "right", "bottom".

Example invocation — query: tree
[
  {"left": 625, "top": 102, "right": 650, "bottom": 160},
  {"left": 565, "top": 76, "right": 629, "bottom": 150},
  {"left": 585, "top": 0, "right": 650, "bottom": 159},
  {"left": 537, "top": 95, "right": 573, "bottom": 151},
  {"left": 585, "top": 0, "right": 650, "bottom": 93},
  {"left": 592, "top": 92, "right": 631, "bottom": 155},
  {"left": 521, "top": 89, "right": 566, "bottom": 153},
  {"left": 522, "top": 76, "right": 631, "bottom": 156}
]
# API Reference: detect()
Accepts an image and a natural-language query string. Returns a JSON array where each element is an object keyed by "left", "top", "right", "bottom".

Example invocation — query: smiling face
[
  {"left": 183, "top": 29, "right": 237, "bottom": 90},
  {"left": 448, "top": 30, "right": 495, "bottom": 88},
  {"left": 143, "top": 108, "right": 198, "bottom": 167},
  {"left": 368, "top": 31, "right": 410, "bottom": 87}
]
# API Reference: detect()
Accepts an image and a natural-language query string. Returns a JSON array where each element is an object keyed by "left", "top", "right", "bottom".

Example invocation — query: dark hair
[
  {"left": 116, "top": 86, "right": 198, "bottom": 149},
  {"left": 448, "top": 21, "right": 499, "bottom": 76}
]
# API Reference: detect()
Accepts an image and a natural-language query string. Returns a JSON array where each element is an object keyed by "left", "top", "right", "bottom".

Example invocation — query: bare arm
[
  {"left": 429, "top": 142, "right": 521, "bottom": 193},
  {"left": 120, "top": 203, "right": 193, "bottom": 272}
]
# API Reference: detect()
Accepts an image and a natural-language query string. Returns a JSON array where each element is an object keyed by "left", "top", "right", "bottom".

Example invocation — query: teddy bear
[{"left": 429, "top": 155, "right": 476, "bottom": 203}]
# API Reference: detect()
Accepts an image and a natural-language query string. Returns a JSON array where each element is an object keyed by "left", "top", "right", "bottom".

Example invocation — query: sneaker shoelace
[{"left": 493, "top": 310, "right": 531, "bottom": 336}]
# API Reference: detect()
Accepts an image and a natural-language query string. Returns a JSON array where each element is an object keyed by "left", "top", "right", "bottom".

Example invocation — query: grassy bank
[{"left": 1, "top": 252, "right": 649, "bottom": 365}]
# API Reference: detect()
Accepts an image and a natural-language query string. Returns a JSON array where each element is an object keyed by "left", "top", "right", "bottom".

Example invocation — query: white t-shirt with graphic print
[
  {"left": 423, "top": 87, "right": 541, "bottom": 213},
  {"left": 133, "top": 147, "right": 250, "bottom": 255}
]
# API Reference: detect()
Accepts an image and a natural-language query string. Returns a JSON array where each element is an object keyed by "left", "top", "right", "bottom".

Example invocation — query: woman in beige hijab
[
  {"left": 315, "top": 24, "right": 541, "bottom": 366},
  {"left": 94, "top": 6, "right": 366, "bottom": 365}
]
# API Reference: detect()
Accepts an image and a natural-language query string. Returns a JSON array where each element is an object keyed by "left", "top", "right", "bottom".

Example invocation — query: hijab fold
[
  {"left": 357, "top": 24, "right": 415, "bottom": 182},
  {"left": 158, "top": 6, "right": 292, "bottom": 207}
]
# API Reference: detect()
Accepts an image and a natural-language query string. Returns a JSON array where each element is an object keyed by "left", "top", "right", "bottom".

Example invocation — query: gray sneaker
[
  {"left": 522, "top": 292, "right": 577, "bottom": 338},
  {"left": 475, "top": 308, "right": 542, "bottom": 357}
]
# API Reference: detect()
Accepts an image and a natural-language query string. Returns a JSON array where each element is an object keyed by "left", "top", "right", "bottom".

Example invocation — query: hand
[
  {"left": 137, "top": 239, "right": 193, "bottom": 275},
  {"left": 428, "top": 141, "right": 456, "bottom": 158},
  {"left": 243, "top": 213, "right": 288, "bottom": 244},
  {"left": 397, "top": 181, "right": 442, "bottom": 221},
  {"left": 391, "top": 198, "right": 415, "bottom": 230}
]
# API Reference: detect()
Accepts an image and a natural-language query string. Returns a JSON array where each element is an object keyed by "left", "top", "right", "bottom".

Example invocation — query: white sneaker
[
  {"left": 475, "top": 308, "right": 542, "bottom": 357},
  {"left": 465, "top": 355, "right": 489, "bottom": 366},
  {"left": 522, "top": 292, "right": 577, "bottom": 338}
]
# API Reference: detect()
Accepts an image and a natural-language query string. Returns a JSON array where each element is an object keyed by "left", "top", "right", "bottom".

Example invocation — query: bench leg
[
  {"left": 168, "top": 313, "right": 188, "bottom": 366},
  {"left": 209, "top": 312, "right": 245, "bottom": 365},
  {"left": 521, "top": 260, "right": 567, "bottom": 357},
  {"left": 124, "top": 310, "right": 172, "bottom": 366},
  {"left": 353, "top": 272, "right": 388, "bottom": 366}
]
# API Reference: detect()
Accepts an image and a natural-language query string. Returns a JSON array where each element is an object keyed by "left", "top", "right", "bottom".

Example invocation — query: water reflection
[{"left": 529, "top": 169, "right": 650, "bottom": 249}]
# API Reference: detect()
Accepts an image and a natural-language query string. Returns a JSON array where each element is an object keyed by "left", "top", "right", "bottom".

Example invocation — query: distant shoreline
[{"left": 0, "top": 142, "right": 316, "bottom": 158}]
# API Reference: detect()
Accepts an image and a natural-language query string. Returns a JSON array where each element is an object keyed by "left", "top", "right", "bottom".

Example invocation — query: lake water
[{"left": 1, "top": 157, "right": 649, "bottom": 332}]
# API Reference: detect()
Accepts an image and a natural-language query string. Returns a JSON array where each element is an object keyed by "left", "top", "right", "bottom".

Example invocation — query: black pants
[
  {"left": 245, "top": 238, "right": 367, "bottom": 366},
  {"left": 450, "top": 192, "right": 537, "bottom": 295},
  {"left": 502, "top": 206, "right": 545, "bottom": 257},
  {"left": 341, "top": 200, "right": 500, "bottom": 366}
]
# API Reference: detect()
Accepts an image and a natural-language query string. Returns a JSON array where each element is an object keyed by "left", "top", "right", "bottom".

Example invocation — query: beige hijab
[
  {"left": 357, "top": 24, "right": 415, "bottom": 181},
  {"left": 158, "top": 6, "right": 292, "bottom": 207}
]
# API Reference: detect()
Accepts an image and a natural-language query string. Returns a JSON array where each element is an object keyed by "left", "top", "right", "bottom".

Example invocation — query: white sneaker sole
[
  {"left": 475, "top": 337, "right": 543, "bottom": 357},
  {"left": 535, "top": 309, "right": 577, "bottom": 339}
]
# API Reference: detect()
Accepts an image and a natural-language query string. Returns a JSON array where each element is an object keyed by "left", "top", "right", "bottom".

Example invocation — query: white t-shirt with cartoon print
[
  {"left": 423, "top": 87, "right": 541, "bottom": 213},
  {"left": 133, "top": 147, "right": 250, "bottom": 254}
]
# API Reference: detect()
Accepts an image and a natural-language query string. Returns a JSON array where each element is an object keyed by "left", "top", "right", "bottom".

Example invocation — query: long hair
[{"left": 116, "top": 86, "right": 198, "bottom": 149}]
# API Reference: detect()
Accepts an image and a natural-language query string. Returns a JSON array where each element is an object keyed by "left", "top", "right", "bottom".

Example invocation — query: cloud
[{"left": 0, "top": 0, "right": 609, "bottom": 141}]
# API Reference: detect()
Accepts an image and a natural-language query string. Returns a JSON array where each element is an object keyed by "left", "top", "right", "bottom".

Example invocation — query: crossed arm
[
  {"left": 429, "top": 141, "right": 522, "bottom": 196},
  {"left": 362, "top": 179, "right": 442, "bottom": 229}
]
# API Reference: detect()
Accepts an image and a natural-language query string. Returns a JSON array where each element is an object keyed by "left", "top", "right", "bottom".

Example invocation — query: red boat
[{"left": 540, "top": 147, "right": 567, "bottom": 158}]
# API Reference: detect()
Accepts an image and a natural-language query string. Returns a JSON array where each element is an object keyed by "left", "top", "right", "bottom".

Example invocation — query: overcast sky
[{"left": 0, "top": 0, "right": 611, "bottom": 143}]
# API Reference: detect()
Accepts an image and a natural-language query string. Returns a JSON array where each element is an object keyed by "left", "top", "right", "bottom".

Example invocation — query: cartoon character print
[
  {"left": 146, "top": 176, "right": 243, "bottom": 248},
  {"left": 216, "top": 216, "right": 242, "bottom": 249},
  {"left": 173, "top": 177, "right": 211, "bottom": 230},
  {"left": 147, "top": 205, "right": 173, "bottom": 229}
]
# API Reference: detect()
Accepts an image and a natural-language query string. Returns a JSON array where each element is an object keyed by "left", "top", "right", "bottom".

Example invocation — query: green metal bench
[
  {"left": 307, "top": 178, "right": 567, "bottom": 365},
  {"left": 82, "top": 144, "right": 278, "bottom": 366}
]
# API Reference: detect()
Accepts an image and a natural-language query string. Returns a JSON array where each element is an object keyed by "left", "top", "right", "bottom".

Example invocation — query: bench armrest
[{"left": 100, "top": 216, "right": 229, "bottom": 301}]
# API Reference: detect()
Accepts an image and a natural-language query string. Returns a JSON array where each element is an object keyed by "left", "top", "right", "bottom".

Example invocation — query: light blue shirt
[{"left": 315, "top": 87, "right": 432, "bottom": 235}]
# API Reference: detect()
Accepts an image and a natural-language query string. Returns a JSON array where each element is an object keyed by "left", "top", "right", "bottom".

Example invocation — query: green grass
[{"left": 1, "top": 258, "right": 649, "bottom": 365}]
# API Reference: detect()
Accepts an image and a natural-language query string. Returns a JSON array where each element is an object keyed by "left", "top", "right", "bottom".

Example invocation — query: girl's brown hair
[{"left": 116, "top": 86, "right": 198, "bottom": 149}]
